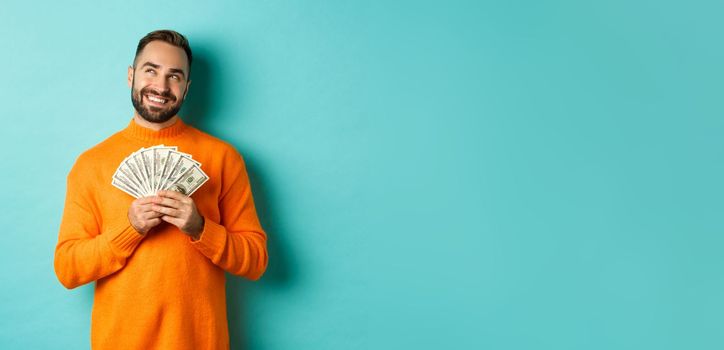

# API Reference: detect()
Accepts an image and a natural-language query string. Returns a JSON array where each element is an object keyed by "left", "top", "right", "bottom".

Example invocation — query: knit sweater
[{"left": 54, "top": 118, "right": 268, "bottom": 350}]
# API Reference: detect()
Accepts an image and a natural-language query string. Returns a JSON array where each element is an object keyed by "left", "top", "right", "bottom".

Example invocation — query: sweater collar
[{"left": 122, "top": 117, "right": 189, "bottom": 143}]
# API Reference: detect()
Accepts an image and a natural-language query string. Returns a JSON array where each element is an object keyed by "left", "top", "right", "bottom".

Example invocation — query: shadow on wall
[
  {"left": 182, "top": 44, "right": 296, "bottom": 350},
  {"left": 181, "top": 45, "right": 214, "bottom": 132},
  {"left": 227, "top": 154, "right": 295, "bottom": 350}
]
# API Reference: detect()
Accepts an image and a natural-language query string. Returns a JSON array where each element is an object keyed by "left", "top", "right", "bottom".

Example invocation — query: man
[{"left": 54, "top": 30, "right": 268, "bottom": 349}]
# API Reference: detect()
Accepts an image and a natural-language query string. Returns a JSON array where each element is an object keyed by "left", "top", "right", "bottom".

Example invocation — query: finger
[
  {"left": 157, "top": 190, "right": 189, "bottom": 202},
  {"left": 141, "top": 210, "right": 164, "bottom": 220},
  {"left": 153, "top": 205, "right": 182, "bottom": 218},
  {"left": 146, "top": 218, "right": 162, "bottom": 227},
  {"left": 161, "top": 215, "right": 184, "bottom": 227},
  {"left": 135, "top": 202, "right": 157, "bottom": 211},
  {"left": 152, "top": 196, "right": 183, "bottom": 209},
  {"left": 161, "top": 190, "right": 194, "bottom": 206},
  {"left": 134, "top": 196, "right": 158, "bottom": 205}
]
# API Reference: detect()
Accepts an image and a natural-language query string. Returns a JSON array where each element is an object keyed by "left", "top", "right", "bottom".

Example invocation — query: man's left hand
[{"left": 153, "top": 190, "right": 204, "bottom": 241}]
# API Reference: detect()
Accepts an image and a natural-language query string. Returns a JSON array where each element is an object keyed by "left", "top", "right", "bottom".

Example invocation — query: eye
[
  {"left": 145, "top": 69, "right": 156, "bottom": 75},
  {"left": 170, "top": 75, "right": 180, "bottom": 81}
]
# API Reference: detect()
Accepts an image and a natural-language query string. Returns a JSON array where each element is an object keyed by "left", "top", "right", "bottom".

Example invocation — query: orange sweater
[{"left": 54, "top": 118, "right": 268, "bottom": 349}]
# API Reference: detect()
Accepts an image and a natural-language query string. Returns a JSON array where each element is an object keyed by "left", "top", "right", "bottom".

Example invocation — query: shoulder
[
  {"left": 186, "top": 126, "right": 246, "bottom": 164},
  {"left": 74, "top": 131, "right": 123, "bottom": 161},
  {"left": 183, "top": 127, "right": 250, "bottom": 191},
  {"left": 67, "top": 131, "right": 125, "bottom": 178}
]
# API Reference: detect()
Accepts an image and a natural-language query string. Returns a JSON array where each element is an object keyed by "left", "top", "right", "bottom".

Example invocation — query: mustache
[{"left": 140, "top": 87, "right": 176, "bottom": 101}]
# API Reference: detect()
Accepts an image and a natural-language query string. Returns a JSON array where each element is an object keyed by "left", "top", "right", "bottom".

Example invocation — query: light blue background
[{"left": 1, "top": 0, "right": 723, "bottom": 349}]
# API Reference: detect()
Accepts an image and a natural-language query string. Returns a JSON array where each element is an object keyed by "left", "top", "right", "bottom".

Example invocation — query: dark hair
[{"left": 133, "top": 30, "right": 193, "bottom": 78}]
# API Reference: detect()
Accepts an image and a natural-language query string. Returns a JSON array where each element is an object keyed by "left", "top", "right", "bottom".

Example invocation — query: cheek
[
  {"left": 132, "top": 81, "right": 147, "bottom": 94},
  {"left": 174, "top": 86, "right": 187, "bottom": 100},
  {"left": 134, "top": 76, "right": 154, "bottom": 88}
]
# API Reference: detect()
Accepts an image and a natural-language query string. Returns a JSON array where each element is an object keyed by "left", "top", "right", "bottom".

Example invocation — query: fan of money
[{"left": 112, "top": 145, "right": 209, "bottom": 198}]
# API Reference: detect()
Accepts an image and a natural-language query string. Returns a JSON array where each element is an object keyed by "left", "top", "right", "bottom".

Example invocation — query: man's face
[{"left": 128, "top": 41, "right": 191, "bottom": 123}]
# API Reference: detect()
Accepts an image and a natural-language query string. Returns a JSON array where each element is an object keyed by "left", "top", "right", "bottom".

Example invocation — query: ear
[{"left": 127, "top": 66, "right": 134, "bottom": 88}]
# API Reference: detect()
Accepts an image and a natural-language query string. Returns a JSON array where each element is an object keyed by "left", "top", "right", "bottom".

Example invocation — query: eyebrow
[{"left": 140, "top": 61, "right": 186, "bottom": 78}]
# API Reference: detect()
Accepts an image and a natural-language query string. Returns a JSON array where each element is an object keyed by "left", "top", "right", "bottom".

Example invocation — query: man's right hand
[{"left": 128, "top": 196, "right": 163, "bottom": 235}]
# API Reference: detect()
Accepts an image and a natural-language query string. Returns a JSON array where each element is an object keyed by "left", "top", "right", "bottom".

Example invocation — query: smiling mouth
[{"left": 145, "top": 93, "right": 172, "bottom": 106}]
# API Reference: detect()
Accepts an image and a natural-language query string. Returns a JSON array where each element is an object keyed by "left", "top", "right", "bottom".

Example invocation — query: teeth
[{"left": 147, "top": 95, "right": 167, "bottom": 103}]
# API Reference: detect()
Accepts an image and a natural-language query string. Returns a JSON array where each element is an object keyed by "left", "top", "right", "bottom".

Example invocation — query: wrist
[
  {"left": 127, "top": 215, "right": 146, "bottom": 236},
  {"left": 188, "top": 216, "right": 205, "bottom": 241}
]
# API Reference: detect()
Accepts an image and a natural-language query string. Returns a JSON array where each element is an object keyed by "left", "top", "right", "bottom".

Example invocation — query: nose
[{"left": 150, "top": 75, "right": 170, "bottom": 94}]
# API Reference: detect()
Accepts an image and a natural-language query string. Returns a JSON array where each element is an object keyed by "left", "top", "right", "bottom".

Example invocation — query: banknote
[
  {"left": 163, "top": 154, "right": 198, "bottom": 189},
  {"left": 168, "top": 164, "right": 209, "bottom": 196},
  {"left": 111, "top": 145, "right": 208, "bottom": 198}
]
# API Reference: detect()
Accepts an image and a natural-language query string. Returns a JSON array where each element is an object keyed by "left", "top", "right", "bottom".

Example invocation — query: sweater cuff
[
  {"left": 102, "top": 220, "right": 145, "bottom": 258},
  {"left": 190, "top": 218, "right": 227, "bottom": 261}
]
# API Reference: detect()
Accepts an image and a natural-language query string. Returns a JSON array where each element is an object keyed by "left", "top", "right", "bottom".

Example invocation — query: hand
[
  {"left": 127, "top": 196, "right": 164, "bottom": 235},
  {"left": 152, "top": 190, "right": 205, "bottom": 240}
]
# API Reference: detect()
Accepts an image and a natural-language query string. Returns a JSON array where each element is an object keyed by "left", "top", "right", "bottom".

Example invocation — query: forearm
[
  {"left": 54, "top": 222, "right": 144, "bottom": 289},
  {"left": 190, "top": 219, "right": 268, "bottom": 280}
]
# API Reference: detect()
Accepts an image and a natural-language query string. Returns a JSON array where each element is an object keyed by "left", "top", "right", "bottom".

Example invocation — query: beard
[{"left": 131, "top": 77, "right": 185, "bottom": 124}]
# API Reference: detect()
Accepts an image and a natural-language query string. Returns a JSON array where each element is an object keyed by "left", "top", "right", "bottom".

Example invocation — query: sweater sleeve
[
  {"left": 190, "top": 151, "right": 268, "bottom": 280},
  {"left": 54, "top": 158, "right": 145, "bottom": 289}
]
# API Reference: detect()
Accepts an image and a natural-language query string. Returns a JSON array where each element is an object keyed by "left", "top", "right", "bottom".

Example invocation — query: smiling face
[{"left": 128, "top": 40, "right": 191, "bottom": 124}]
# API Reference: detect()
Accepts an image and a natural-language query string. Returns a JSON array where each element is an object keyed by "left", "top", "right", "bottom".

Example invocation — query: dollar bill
[
  {"left": 167, "top": 164, "right": 209, "bottom": 196},
  {"left": 112, "top": 178, "right": 142, "bottom": 198},
  {"left": 139, "top": 148, "right": 154, "bottom": 193},
  {"left": 116, "top": 155, "right": 145, "bottom": 193},
  {"left": 126, "top": 156, "right": 150, "bottom": 196},
  {"left": 111, "top": 145, "right": 208, "bottom": 198},
  {"left": 150, "top": 146, "right": 177, "bottom": 193},
  {"left": 162, "top": 154, "right": 197, "bottom": 191}
]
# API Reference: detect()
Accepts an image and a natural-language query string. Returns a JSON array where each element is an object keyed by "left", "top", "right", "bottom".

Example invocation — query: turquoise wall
[{"left": 1, "top": 0, "right": 723, "bottom": 349}]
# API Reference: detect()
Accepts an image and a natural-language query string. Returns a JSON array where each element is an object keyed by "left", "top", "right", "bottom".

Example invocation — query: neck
[{"left": 132, "top": 114, "right": 179, "bottom": 131}]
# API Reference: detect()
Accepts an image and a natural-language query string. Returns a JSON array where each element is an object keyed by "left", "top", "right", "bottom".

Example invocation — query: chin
[{"left": 142, "top": 114, "right": 175, "bottom": 124}]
